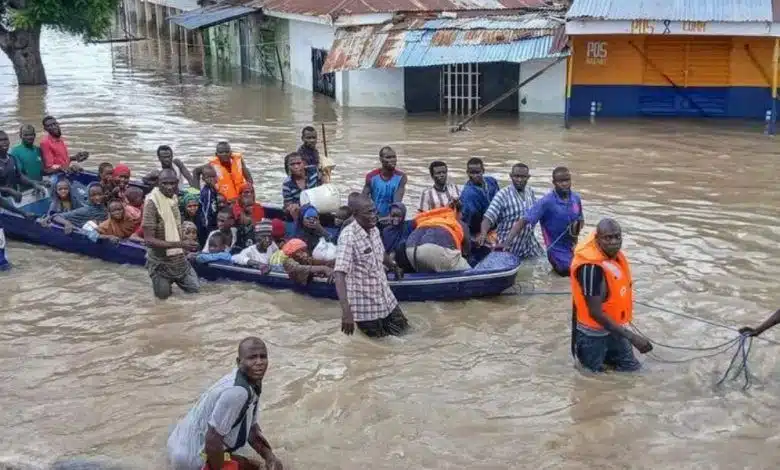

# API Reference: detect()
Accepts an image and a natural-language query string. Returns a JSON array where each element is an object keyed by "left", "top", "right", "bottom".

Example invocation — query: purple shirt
[{"left": 523, "top": 190, "right": 584, "bottom": 271}]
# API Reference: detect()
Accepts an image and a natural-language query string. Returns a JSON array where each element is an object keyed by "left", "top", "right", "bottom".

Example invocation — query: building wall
[
  {"left": 518, "top": 58, "right": 567, "bottom": 114},
  {"left": 342, "top": 69, "right": 405, "bottom": 108},
  {"left": 569, "top": 35, "right": 776, "bottom": 119}
]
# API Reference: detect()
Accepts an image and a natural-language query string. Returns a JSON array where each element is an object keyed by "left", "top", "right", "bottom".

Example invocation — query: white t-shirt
[{"left": 167, "top": 369, "right": 260, "bottom": 470}]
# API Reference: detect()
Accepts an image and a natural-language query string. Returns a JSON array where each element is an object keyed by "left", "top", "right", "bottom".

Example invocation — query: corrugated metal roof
[
  {"left": 322, "top": 15, "right": 567, "bottom": 72},
  {"left": 566, "top": 0, "right": 775, "bottom": 23},
  {"left": 260, "top": 0, "right": 563, "bottom": 17},
  {"left": 168, "top": 3, "right": 259, "bottom": 29}
]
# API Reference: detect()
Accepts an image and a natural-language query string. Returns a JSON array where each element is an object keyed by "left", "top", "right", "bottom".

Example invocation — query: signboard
[
  {"left": 585, "top": 41, "right": 607, "bottom": 65},
  {"left": 567, "top": 20, "right": 780, "bottom": 37}
]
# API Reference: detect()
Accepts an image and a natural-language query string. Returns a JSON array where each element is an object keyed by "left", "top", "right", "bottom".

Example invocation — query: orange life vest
[
  {"left": 413, "top": 207, "right": 464, "bottom": 251},
  {"left": 570, "top": 232, "right": 633, "bottom": 330},
  {"left": 210, "top": 153, "right": 247, "bottom": 202}
]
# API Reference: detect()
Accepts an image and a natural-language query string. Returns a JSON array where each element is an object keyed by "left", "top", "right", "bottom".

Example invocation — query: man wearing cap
[{"left": 232, "top": 219, "right": 280, "bottom": 269}]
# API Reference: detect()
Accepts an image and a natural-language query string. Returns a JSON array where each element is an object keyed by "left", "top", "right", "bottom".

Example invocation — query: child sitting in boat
[
  {"left": 96, "top": 199, "right": 140, "bottom": 242},
  {"left": 39, "top": 182, "right": 108, "bottom": 234},
  {"left": 194, "top": 231, "right": 232, "bottom": 265},
  {"left": 279, "top": 238, "right": 334, "bottom": 285},
  {"left": 203, "top": 208, "right": 241, "bottom": 254},
  {"left": 48, "top": 178, "right": 83, "bottom": 215},
  {"left": 232, "top": 219, "right": 278, "bottom": 269},
  {"left": 125, "top": 186, "right": 144, "bottom": 219}
]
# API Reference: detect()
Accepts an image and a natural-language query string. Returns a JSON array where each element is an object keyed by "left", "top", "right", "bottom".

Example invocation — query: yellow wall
[{"left": 572, "top": 36, "right": 777, "bottom": 88}]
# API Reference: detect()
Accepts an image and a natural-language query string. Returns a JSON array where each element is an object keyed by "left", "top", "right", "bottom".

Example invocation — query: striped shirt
[
  {"left": 282, "top": 166, "right": 321, "bottom": 206},
  {"left": 483, "top": 185, "right": 543, "bottom": 259},
  {"left": 418, "top": 183, "right": 460, "bottom": 212}
]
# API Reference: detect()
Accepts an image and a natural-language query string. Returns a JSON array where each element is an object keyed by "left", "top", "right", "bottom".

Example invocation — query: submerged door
[
  {"left": 639, "top": 38, "right": 730, "bottom": 116},
  {"left": 312, "top": 48, "right": 335, "bottom": 99}
]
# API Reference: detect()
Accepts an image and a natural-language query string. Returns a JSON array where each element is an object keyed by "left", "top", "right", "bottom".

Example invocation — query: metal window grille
[{"left": 440, "top": 63, "right": 481, "bottom": 115}]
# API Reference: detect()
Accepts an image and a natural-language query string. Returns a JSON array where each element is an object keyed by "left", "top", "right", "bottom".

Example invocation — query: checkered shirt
[{"left": 334, "top": 222, "right": 398, "bottom": 322}]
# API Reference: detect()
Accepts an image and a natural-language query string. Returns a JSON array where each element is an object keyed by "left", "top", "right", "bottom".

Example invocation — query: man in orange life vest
[
  {"left": 196, "top": 141, "right": 253, "bottom": 203},
  {"left": 571, "top": 218, "right": 653, "bottom": 372}
]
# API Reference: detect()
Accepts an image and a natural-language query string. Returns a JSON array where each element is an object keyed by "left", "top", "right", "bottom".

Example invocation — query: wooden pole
[
  {"left": 320, "top": 123, "right": 332, "bottom": 183},
  {"left": 771, "top": 38, "right": 779, "bottom": 135},
  {"left": 451, "top": 55, "right": 567, "bottom": 133},
  {"left": 564, "top": 41, "right": 574, "bottom": 129}
]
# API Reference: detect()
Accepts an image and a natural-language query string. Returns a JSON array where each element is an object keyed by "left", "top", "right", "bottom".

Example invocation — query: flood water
[{"left": 2, "top": 29, "right": 780, "bottom": 469}]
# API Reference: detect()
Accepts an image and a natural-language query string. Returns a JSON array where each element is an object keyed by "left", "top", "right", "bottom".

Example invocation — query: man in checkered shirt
[{"left": 335, "top": 194, "right": 409, "bottom": 337}]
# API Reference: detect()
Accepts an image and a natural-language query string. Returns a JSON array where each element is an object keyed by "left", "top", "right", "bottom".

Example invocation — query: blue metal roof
[
  {"left": 566, "top": 0, "right": 774, "bottom": 23},
  {"left": 167, "top": 3, "right": 258, "bottom": 30},
  {"left": 395, "top": 34, "right": 565, "bottom": 67}
]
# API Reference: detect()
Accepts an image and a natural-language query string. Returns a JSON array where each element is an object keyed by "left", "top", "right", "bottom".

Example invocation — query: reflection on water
[{"left": 1, "top": 29, "right": 780, "bottom": 469}]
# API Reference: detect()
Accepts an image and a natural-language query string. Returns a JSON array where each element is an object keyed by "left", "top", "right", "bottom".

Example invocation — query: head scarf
[
  {"left": 98, "top": 202, "right": 139, "bottom": 238},
  {"left": 180, "top": 187, "right": 200, "bottom": 216},
  {"left": 255, "top": 219, "right": 272, "bottom": 237},
  {"left": 112, "top": 164, "right": 131, "bottom": 177},
  {"left": 381, "top": 202, "right": 413, "bottom": 253},
  {"left": 296, "top": 204, "right": 321, "bottom": 253},
  {"left": 48, "top": 178, "right": 83, "bottom": 215},
  {"left": 282, "top": 238, "right": 307, "bottom": 256},
  {"left": 271, "top": 218, "right": 286, "bottom": 239}
]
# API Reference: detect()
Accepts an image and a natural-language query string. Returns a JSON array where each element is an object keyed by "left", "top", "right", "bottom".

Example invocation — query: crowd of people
[{"left": 2, "top": 117, "right": 662, "bottom": 374}]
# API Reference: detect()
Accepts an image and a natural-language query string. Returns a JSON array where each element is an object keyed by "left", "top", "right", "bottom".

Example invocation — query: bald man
[
  {"left": 168, "top": 337, "right": 283, "bottom": 470},
  {"left": 570, "top": 218, "right": 652, "bottom": 372}
]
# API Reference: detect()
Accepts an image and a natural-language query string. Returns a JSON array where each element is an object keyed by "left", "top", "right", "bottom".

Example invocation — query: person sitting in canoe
[
  {"left": 295, "top": 204, "right": 336, "bottom": 262},
  {"left": 48, "top": 178, "right": 83, "bottom": 215},
  {"left": 194, "top": 141, "right": 253, "bottom": 204},
  {"left": 362, "top": 146, "right": 407, "bottom": 220},
  {"left": 279, "top": 238, "right": 334, "bottom": 285},
  {"left": 233, "top": 183, "right": 265, "bottom": 250},
  {"left": 179, "top": 189, "right": 200, "bottom": 225},
  {"left": 95, "top": 198, "right": 140, "bottom": 243},
  {"left": 194, "top": 231, "right": 233, "bottom": 265},
  {"left": 381, "top": 202, "right": 414, "bottom": 272},
  {"left": 98, "top": 162, "right": 114, "bottom": 190},
  {"left": 203, "top": 208, "right": 241, "bottom": 255},
  {"left": 157, "top": 144, "right": 198, "bottom": 187},
  {"left": 232, "top": 219, "right": 279, "bottom": 269},
  {"left": 110, "top": 163, "right": 132, "bottom": 203},
  {"left": 39, "top": 182, "right": 108, "bottom": 235},
  {"left": 282, "top": 152, "right": 321, "bottom": 221},
  {"left": 124, "top": 186, "right": 144, "bottom": 219},
  {"left": 405, "top": 205, "right": 471, "bottom": 273}
]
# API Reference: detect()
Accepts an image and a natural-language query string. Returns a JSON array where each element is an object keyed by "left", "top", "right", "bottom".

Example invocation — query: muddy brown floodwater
[{"left": 2, "top": 29, "right": 780, "bottom": 470}]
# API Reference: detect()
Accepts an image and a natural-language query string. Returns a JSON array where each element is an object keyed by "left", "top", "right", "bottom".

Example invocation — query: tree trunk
[{"left": 0, "top": 26, "right": 48, "bottom": 86}]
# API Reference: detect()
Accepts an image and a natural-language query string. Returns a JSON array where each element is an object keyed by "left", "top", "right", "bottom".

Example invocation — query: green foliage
[{"left": 2, "top": 0, "right": 120, "bottom": 39}]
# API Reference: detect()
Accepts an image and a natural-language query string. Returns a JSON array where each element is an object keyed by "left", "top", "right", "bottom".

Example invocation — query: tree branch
[{"left": 7, "top": 0, "right": 25, "bottom": 9}]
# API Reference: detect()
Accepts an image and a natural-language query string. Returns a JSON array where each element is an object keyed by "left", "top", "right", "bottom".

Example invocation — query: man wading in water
[
  {"left": 168, "top": 337, "right": 283, "bottom": 470},
  {"left": 142, "top": 169, "right": 200, "bottom": 299},
  {"left": 335, "top": 195, "right": 408, "bottom": 337}
]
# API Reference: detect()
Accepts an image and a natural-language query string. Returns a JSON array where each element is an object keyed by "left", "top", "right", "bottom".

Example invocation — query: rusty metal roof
[
  {"left": 260, "top": 0, "right": 563, "bottom": 17},
  {"left": 566, "top": 0, "right": 776, "bottom": 23},
  {"left": 322, "top": 14, "right": 567, "bottom": 72}
]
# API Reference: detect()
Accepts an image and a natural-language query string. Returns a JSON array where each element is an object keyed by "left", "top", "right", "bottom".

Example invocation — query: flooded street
[{"left": 2, "top": 29, "right": 780, "bottom": 469}]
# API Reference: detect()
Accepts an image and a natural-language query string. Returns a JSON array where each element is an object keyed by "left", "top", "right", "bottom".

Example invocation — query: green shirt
[{"left": 9, "top": 143, "right": 43, "bottom": 182}]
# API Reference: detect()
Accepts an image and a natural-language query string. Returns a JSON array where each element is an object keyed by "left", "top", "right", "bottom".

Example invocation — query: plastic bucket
[{"left": 300, "top": 184, "right": 341, "bottom": 214}]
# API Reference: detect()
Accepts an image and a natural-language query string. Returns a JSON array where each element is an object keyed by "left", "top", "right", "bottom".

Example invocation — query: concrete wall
[
  {"left": 518, "top": 58, "right": 566, "bottom": 114},
  {"left": 342, "top": 68, "right": 405, "bottom": 108},
  {"left": 287, "top": 19, "right": 337, "bottom": 93}
]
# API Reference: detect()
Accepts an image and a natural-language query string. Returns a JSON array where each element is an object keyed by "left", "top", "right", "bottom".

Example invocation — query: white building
[{"left": 169, "top": 0, "right": 570, "bottom": 115}]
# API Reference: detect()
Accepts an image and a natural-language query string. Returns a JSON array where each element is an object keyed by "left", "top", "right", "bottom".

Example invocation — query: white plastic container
[{"left": 300, "top": 184, "right": 341, "bottom": 214}]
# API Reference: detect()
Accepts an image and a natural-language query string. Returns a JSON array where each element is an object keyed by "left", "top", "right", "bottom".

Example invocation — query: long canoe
[{"left": 0, "top": 172, "right": 521, "bottom": 301}]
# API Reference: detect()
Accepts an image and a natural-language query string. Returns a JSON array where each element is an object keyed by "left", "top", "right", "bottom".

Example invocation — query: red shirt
[{"left": 40, "top": 134, "right": 70, "bottom": 170}]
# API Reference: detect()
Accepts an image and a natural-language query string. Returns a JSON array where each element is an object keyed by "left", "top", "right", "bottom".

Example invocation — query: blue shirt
[
  {"left": 523, "top": 190, "right": 584, "bottom": 270},
  {"left": 365, "top": 168, "right": 404, "bottom": 217},
  {"left": 460, "top": 176, "right": 500, "bottom": 235}
]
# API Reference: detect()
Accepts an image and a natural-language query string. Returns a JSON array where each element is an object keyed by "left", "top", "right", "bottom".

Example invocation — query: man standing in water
[
  {"left": 418, "top": 160, "right": 460, "bottom": 213},
  {"left": 143, "top": 169, "right": 200, "bottom": 299},
  {"left": 157, "top": 145, "right": 198, "bottom": 187},
  {"left": 504, "top": 166, "right": 584, "bottom": 276},
  {"left": 362, "top": 146, "right": 407, "bottom": 218},
  {"left": 10, "top": 125, "right": 44, "bottom": 182},
  {"left": 39, "top": 116, "right": 89, "bottom": 175},
  {"left": 0, "top": 130, "right": 47, "bottom": 200},
  {"left": 297, "top": 126, "right": 320, "bottom": 168},
  {"left": 571, "top": 218, "right": 652, "bottom": 372},
  {"left": 335, "top": 195, "right": 409, "bottom": 337},
  {"left": 168, "top": 337, "right": 283, "bottom": 470},
  {"left": 478, "top": 163, "right": 543, "bottom": 259}
]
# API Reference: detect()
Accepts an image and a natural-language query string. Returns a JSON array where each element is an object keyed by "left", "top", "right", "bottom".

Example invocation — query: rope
[
  {"left": 716, "top": 334, "right": 754, "bottom": 390},
  {"left": 629, "top": 322, "right": 738, "bottom": 352}
]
